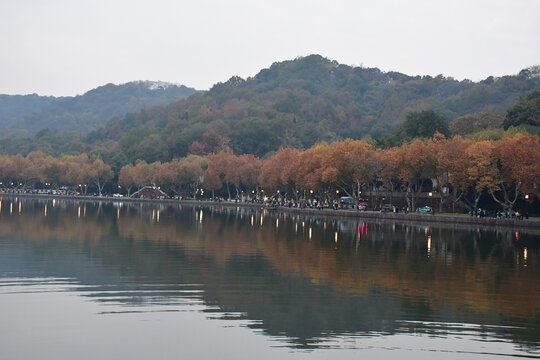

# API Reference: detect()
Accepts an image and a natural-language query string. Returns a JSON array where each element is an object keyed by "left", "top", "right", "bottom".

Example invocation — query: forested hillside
[
  {"left": 0, "top": 94, "right": 58, "bottom": 129},
  {"left": 1, "top": 55, "right": 539, "bottom": 167},
  {"left": 86, "top": 55, "right": 540, "bottom": 161},
  {"left": 0, "top": 81, "right": 197, "bottom": 136}
]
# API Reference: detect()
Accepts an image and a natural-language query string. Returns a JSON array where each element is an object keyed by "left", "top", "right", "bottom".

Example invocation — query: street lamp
[
  {"left": 429, "top": 192, "right": 433, "bottom": 197},
  {"left": 525, "top": 194, "right": 530, "bottom": 200}
]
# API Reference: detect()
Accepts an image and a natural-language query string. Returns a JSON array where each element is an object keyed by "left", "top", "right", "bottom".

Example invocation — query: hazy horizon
[{"left": 2, "top": 0, "right": 539, "bottom": 97}]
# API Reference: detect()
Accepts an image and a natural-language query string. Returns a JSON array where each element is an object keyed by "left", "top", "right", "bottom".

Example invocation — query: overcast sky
[{"left": 1, "top": 0, "right": 539, "bottom": 96}]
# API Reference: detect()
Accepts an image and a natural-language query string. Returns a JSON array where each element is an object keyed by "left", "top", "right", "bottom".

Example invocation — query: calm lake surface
[{"left": 0, "top": 197, "right": 539, "bottom": 359}]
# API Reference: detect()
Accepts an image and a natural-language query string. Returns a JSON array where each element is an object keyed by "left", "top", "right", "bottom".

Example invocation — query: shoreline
[{"left": 3, "top": 192, "right": 540, "bottom": 230}]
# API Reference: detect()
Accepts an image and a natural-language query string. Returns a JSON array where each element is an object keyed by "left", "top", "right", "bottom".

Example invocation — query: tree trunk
[
  {"left": 226, "top": 183, "right": 231, "bottom": 200},
  {"left": 491, "top": 184, "right": 518, "bottom": 213},
  {"left": 95, "top": 179, "right": 103, "bottom": 196}
]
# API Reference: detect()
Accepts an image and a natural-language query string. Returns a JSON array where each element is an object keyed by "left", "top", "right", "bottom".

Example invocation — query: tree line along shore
[{"left": 0, "top": 133, "right": 538, "bottom": 215}]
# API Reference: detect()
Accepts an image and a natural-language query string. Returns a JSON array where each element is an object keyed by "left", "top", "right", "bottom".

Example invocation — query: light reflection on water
[{"left": 0, "top": 197, "right": 539, "bottom": 359}]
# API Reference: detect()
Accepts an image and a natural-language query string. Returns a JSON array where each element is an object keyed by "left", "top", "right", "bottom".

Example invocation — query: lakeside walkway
[{"left": 3, "top": 192, "right": 540, "bottom": 230}]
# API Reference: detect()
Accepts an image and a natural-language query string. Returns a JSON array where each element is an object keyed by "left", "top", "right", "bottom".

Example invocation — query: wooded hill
[
  {"left": 83, "top": 55, "right": 540, "bottom": 160},
  {"left": 1, "top": 55, "right": 539, "bottom": 166},
  {"left": 0, "top": 81, "right": 197, "bottom": 136}
]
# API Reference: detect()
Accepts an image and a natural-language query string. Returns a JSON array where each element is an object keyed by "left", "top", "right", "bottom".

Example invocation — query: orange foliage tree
[
  {"left": 397, "top": 139, "right": 437, "bottom": 211},
  {"left": 433, "top": 136, "right": 474, "bottom": 212},
  {"left": 466, "top": 140, "right": 500, "bottom": 211},
  {"left": 490, "top": 134, "right": 540, "bottom": 211},
  {"left": 322, "top": 139, "right": 377, "bottom": 198},
  {"left": 259, "top": 148, "right": 301, "bottom": 200},
  {"left": 296, "top": 143, "right": 331, "bottom": 199}
]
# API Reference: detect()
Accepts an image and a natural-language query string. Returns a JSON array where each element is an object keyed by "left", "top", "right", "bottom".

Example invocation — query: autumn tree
[
  {"left": 259, "top": 148, "right": 301, "bottom": 200},
  {"left": 166, "top": 158, "right": 204, "bottom": 197},
  {"left": 203, "top": 167, "right": 222, "bottom": 200},
  {"left": 0, "top": 155, "right": 21, "bottom": 186},
  {"left": 490, "top": 134, "right": 540, "bottom": 211},
  {"left": 397, "top": 139, "right": 437, "bottom": 210},
  {"left": 88, "top": 158, "right": 113, "bottom": 196},
  {"left": 433, "top": 136, "right": 474, "bottom": 212},
  {"left": 321, "top": 139, "right": 377, "bottom": 198},
  {"left": 38, "top": 155, "right": 65, "bottom": 188},
  {"left": 205, "top": 150, "right": 237, "bottom": 199},
  {"left": 465, "top": 140, "right": 499, "bottom": 211},
  {"left": 188, "top": 129, "right": 229, "bottom": 155},
  {"left": 61, "top": 154, "right": 91, "bottom": 192},
  {"left": 379, "top": 147, "right": 403, "bottom": 207},
  {"left": 237, "top": 154, "right": 262, "bottom": 198},
  {"left": 295, "top": 143, "right": 330, "bottom": 198},
  {"left": 449, "top": 112, "right": 504, "bottom": 136},
  {"left": 131, "top": 161, "right": 151, "bottom": 190},
  {"left": 118, "top": 165, "right": 136, "bottom": 196}
]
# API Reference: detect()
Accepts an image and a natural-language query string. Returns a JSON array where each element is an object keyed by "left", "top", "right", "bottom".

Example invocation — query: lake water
[{"left": 0, "top": 197, "right": 539, "bottom": 359}]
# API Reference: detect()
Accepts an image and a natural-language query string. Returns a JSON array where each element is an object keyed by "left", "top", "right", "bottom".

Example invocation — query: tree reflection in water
[{"left": 0, "top": 197, "right": 538, "bottom": 350}]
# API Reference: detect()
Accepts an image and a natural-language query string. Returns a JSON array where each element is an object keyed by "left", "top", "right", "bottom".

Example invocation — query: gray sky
[{"left": 1, "top": 0, "right": 539, "bottom": 96}]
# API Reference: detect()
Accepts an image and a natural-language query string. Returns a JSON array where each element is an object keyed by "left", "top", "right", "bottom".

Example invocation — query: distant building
[{"left": 131, "top": 186, "right": 167, "bottom": 199}]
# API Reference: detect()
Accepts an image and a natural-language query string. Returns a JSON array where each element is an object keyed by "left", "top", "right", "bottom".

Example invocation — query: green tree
[
  {"left": 503, "top": 90, "right": 540, "bottom": 129},
  {"left": 230, "top": 117, "right": 280, "bottom": 157},
  {"left": 402, "top": 110, "right": 449, "bottom": 139}
]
